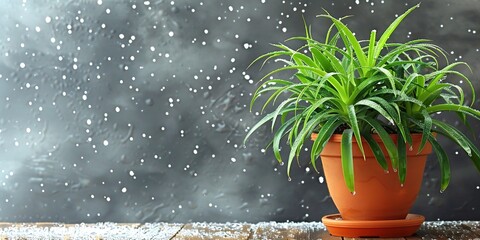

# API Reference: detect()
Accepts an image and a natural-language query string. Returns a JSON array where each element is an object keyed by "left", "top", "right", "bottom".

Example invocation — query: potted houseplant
[{"left": 245, "top": 4, "right": 480, "bottom": 238}]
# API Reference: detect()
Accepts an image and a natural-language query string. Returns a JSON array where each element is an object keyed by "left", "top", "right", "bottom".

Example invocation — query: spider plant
[{"left": 245, "top": 4, "right": 480, "bottom": 193}]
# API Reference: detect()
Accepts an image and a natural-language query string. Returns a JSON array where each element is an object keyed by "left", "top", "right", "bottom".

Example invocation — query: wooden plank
[
  {"left": 344, "top": 238, "right": 406, "bottom": 240},
  {"left": 173, "top": 223, "right": 251, "bottom": 240},
  {"left": 0, "top": 221, "right": 479, "bottom": 239},
  {"left": 250, "top": 222, "right": 330, "bottom": 240},
  {"left": 460, "top": 222, "right": 480, "bottom": 237},
  {"left": 308, "top": 229, "right": 343, "bottom": 240},
  {"left": 409, "top": 222, "right": 480, "bottom": 240},
  {"left": 137, "top": 223, "right": 184, "bottom": 239}
]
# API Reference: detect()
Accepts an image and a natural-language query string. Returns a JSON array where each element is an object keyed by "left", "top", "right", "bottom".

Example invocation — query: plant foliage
[{"left": 245, "top": 4, "right": 480, "bottom": 193}]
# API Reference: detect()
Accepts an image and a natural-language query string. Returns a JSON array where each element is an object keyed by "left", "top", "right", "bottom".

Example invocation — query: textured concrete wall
[{"left": 0, "top": 0, "right": 479, "bottom": 223}]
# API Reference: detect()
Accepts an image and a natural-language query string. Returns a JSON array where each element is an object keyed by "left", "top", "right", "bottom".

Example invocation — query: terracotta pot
[{"left": 313, "top": 133, "right": 432, "bottom": 221}]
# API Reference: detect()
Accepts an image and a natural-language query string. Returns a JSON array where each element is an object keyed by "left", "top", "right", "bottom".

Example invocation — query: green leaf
[
  {"left": 272, "top": 116, "right": 298, "bottom": 163},
  {"left": 361, "top": 116, "right": 399, "bottom": 170},
  {"left": 271, "top": 98, "right": 297, "bottom": 131},
  {"left": 428, "top": 135, "right": 450, "bottom": 191},
  {"left": 318, "top": 14, "right": 369, "bottom": 76},
  {"left": 432, "top": 120, "right": 472, "bottom": 156},
  {"left": 355, "top": 99, "right": 394, "bottom": 123},
  {"left": 341, "top": 129, "right": 355, "bottom": 193},
  {"left": 347, "top": 105, "right": 365, "bottom": 159},
  {"left": 310, "top": 117, "right": 342, "bottom": 172},
  {"left": 364, "top": 132, "right": 388, "bottom": 170},
  {"left": 309, "top": 47, "right": 334, "bottom": 72},
  {"left": 397, "top": 133, "right": 407, "bottom": 185},
  {"left": 244, "top": 107, "right": 297, "bottom": 145},
  {"left": 286, "top": 113, "right": 325, "bottom": 177},
  {"left": 367, "top": 29, "right": 377, "bottom": 68},
  {"left": 374, "top": 4, "right": 420, "bottom": 62},
  {"left": 418, "top": 109, "right": 432, "bottom": 153},
  {"left": 426, "top": 104, "right": 480, "bottom": 121}
]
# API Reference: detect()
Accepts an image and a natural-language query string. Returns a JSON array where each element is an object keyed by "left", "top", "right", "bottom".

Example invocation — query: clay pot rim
[
  {"left": 322, "top": 213, "right": 425, "bottom": 228},
  {"left": 311, "top": 132, "right": 432, "bottom": 142}
]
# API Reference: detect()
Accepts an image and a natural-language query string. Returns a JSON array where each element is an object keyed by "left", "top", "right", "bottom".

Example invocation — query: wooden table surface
[{"left": 1, "top": 221, "right": 479, "bottom": 239}]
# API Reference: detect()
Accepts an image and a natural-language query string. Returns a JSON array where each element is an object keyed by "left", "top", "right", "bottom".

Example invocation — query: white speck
[
  {"left": 115, "top": 106, "right": 120, "bottom": 112},
  {"left": 121, "top": 187, "right": 127, "bottom": 193},
  {"left": 45, "top": 16, "right": 52, "bottom": 23},
  {"left": 204, "top": 29, "right": 209, "bottom": 34},
  {"left": 82, "top": 95, "right": 87, "bottom": 101},
  {"left": 282, "top": 27, "right": 287, "bottom": 32},
  {"left": 86, "top": 119, "right": 92, "bottom": 125},
  {"left": 50, "top": 37, "right": 56, "bottom": 43},
  {"left": 231, "top": 157, "right": 236, "bottom": 162},
  {"left": 319, "top": 176, "right": 324, "bottom": 183},
  {"left": 144, "top": 1, "right": 150, "bottom": 5},
  {"left": 26, "top": 128, "right": 31, "bottom": 133},
  {"left": 97, "top": 0, "right": 102, "bottom": 5},
  {"left": 19, "top": 62, "right": 25, "bottom": 68},
  {"left": 129, "top": 170, "right": 135, "bottom": 176},
  {"left": 228, "top": 6, "right": 233, "bottom": 11},
  {"left": 150, "top": 46, "right": 155, "bottom": 51},
  {"left": 230, "top": 58, "right": 236, "bottom": 63},
  {"left": 103, "top": 140, "right": 109, "bottom": 146},
  {"left": 168, "top": 31, "right": 174, "bottom": 37},
  {"left": 106, "top": 8, "right": 111, "bottom": 14},
  {"left": 35, "top": 26, "right": 41, "bottom": 32},
  {"left": 119, "top": 33, "right": 125, "bottom": 39}
]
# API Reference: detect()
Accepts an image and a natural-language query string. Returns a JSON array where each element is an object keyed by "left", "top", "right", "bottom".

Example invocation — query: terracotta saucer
[{"left": 322, "top": 213, "right": 425, "bottom": 238}]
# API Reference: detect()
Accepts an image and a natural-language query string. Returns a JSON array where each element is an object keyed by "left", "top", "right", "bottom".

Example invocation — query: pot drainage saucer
[{"left": 322, "top": 213, "right": 424, "bottom": 238}]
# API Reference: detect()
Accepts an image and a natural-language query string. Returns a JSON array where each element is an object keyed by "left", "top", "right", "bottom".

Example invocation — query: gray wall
[{"left": 0, "top": 0, "right": 479, "bottom": 223}]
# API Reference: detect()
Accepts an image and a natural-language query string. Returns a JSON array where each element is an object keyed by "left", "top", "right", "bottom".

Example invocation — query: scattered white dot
[
  {"left": 319, "top": 176, "right": 324, "bottom": 183},
  {"left": 103, "top": 140, "right": 109, "bottom": 146},
  {"left": 121, "top": 187, "right": 127, "bottom": 193},
  {"left": 168, "top": 31, "right": 174, "bottom": 37},
  {"left": 45, "top": 16, "right": 52, "bottom": 23},
  {"left": 19, "top": 62, "right": 25, "bottom": 68}
]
